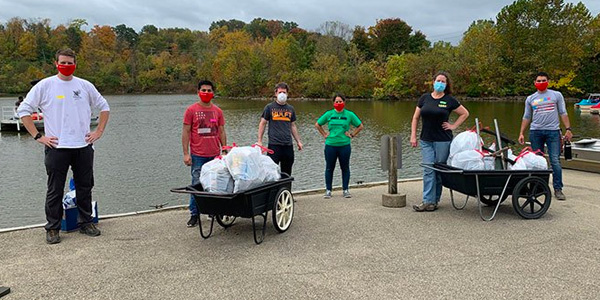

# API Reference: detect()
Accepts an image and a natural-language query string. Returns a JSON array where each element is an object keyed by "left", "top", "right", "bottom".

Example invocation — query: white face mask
[{"left": 277, "top": 92, "right": 288, "bottom": 103}]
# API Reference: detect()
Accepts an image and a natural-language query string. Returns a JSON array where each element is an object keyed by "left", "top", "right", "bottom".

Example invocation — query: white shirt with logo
[{"left": 17, "top": 75, "right": 110, "bottom": 148}]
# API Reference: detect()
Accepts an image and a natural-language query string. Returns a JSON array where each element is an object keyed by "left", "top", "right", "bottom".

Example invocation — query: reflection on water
[{"left": 1, "top": 95, "right": 598, "bottom": 228}]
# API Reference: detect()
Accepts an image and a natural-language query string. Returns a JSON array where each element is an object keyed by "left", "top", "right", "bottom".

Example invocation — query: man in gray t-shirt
[
  {"left": 518, "top": 72, "right": 572, "bottom": 200},
  {"left": 257, "top": 82, "right": 303, "bottom": 176}
]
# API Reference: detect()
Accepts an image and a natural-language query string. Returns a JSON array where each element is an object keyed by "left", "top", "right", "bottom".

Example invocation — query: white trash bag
[
  {"left": 225, "top": 146, "right": 268, "bottom": 193},
  {"left": 448, "top": 130, "right": 483, "bottom": 164},
  {"left": 259, "top": 154, "right": 281, "bottom": 182},
  {"left": 450, "top": 149, "right": 485, "bottom": 170},
  {"left": 510, "top": 148, "right": 548, "bottom": 170},
  {"left": 200, "top": 157, "right": 234, "bottom": 194}
]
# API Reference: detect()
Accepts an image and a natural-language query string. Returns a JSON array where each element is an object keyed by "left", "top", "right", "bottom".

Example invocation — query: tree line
[{"left": 0, "top": 0, "right": 598, "bottom": 98}]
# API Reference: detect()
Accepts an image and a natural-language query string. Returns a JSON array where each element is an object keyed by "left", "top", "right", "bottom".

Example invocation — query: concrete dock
[{"left": 1, "top": 169, "right": 599, "bottom": 299}]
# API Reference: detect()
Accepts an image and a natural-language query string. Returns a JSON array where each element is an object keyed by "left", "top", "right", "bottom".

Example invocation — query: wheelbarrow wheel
[
  {"left": 216, "top": 215, "right": 236, "bottom": 228},
  {"left": 272, "top": 187, "right": 294, "bottom": 233},
  {"left": 479, "top": 194, "right": 509, "bottom": 206},
  {"left": 512, "top": 177, "right": 551, "bottom": 219}
]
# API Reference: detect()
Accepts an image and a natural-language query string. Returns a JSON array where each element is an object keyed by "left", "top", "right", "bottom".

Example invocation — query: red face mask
[
  {"left": 57, "top": 64, "right": 76, "bottom": 76},
  {"left": 334, "top": 102, "right": 345, "bottom": 111},
  {"left": 535, "top": 82, "right": 548, "bottom": 91},
  {"left": 198, "top": 92, "right": 214, "bottom": 103}
]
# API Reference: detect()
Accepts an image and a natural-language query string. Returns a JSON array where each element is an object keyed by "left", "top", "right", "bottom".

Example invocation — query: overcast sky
[{"left": 1, "top": 0, "right": 599, "bottom": 44}]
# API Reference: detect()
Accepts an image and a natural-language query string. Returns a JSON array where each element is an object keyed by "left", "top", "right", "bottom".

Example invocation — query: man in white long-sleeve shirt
[{"left": 17, "top": 48, "right": 110, "bottom": 244}]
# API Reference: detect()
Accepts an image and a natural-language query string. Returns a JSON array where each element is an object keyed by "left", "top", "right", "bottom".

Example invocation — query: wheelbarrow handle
[
  {"left": 420, "top": 163, "right": 464, "bottom": 173},
  {"left": 170, "top": 185, "right": 199, "bottom": 194}
]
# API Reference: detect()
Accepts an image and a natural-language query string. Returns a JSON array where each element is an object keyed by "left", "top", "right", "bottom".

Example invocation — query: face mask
[
  {"left": 334, "top": 102, "right": 345, "bottom": 111},
  {"left": 57, "top": 64, "right": 76, "bottom": 76},
  {"left": 277, "top": 92, "right": 288, "bottom": 103},
  {"left": 433, "top": 81, "right": 446, "bottom": 93},
  {"left": 198, "top": 92, "right": 214, "bottom": 103},
  {"left": 535, "top": 82, "right": 548, "bottom": 91}
]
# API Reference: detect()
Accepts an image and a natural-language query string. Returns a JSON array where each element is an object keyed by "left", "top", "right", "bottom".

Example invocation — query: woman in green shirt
[{"left": 315, "top": 94, "right": 364, "bottom": 198}]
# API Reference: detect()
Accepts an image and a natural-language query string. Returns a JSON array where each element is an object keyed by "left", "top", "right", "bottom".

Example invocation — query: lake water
[{"left": 1, "top": 95, "right": 598, "bottom": 228}]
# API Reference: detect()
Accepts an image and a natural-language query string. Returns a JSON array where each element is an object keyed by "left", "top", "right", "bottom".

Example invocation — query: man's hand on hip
[
  {"left": 38, "top": 136, "right": 58, "bottom": 148},
  {"left": 85, "top": 130, "right": 103, "bottom": 144}
]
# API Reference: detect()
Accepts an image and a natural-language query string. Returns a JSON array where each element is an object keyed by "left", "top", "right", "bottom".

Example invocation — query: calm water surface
[{"left": 1, "top": 95, "right": 598, "bottom": 228}]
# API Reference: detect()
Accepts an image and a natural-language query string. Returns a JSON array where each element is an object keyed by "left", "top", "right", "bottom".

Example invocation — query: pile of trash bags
[
  {"left": 200, "top": 145, "right": 281, "bottom": 194},
  {"left": 448, "top": 130, "right": 548, "bottom": 171}
]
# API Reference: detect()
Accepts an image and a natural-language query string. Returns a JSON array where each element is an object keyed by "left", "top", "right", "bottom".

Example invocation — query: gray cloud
[{"left": 1, "top": 0, "right": 598, "bottom": 44}]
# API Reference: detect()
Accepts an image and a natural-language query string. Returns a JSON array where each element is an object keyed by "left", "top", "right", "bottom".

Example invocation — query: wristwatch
[
  {"left": 33, "top": 132, "right": 42, "bottom": 140},
  {"left": 565, "top": 127, "right": 572, "bottom": 132}
]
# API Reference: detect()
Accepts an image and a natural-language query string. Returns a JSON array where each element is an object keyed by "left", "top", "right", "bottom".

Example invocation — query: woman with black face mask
[{"left": 315, "top": 93, "right": 364, "bottom": 199}]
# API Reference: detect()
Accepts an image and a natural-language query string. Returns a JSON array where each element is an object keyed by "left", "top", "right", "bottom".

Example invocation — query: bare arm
[
  {"left": 518, "top": 119, "right": 531, "bottom": 144},
  {"left": 291, "top": 121, "right": 303, "bottom": 150},
  {"left": 443, "top": 105, "right": 469, "bottom": 130},
  {"left": 218, "top": 125, "right": 227, "bottom": 148},
  {"left": 21, "top": 115, "right": 58, "bottom": 148},
  {"left": 257, "top": 118, "right": 267, "bottom": 146},
  {"left": 560, "top": 114, "right": 572, "bottom": 141},
  {"left": 86, "top": 110, "right": 109, "bottom": 144},
  {"left": 347, "top": 123, "right": 364, "bottom": 138},
  {"left": 182, "top": 124, "right": 192, "bottom": 166},
  {"left": 315, "top": 122, "right": 328, "bottom": 138},
  {"left": 410, "top": 107, "right": 421, "bottom": 147}
]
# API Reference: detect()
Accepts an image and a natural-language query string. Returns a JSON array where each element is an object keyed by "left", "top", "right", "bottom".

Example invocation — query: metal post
[{"left": 388, "top": 135, "right": 398, "bottom": 194}]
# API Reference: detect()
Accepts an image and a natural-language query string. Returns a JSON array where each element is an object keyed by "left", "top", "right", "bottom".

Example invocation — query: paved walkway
[{"left": 1, "top": 169, "right": 599, "bottom": 299}]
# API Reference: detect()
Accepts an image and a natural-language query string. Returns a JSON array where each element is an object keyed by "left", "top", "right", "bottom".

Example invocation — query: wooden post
[{"left": 388, "top": 135, "right": 397, "bottom": 194}]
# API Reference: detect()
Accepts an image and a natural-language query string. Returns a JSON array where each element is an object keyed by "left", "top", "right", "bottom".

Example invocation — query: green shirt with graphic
[{"left": 317, "top": 109, "right": 362, "bottom": 146}]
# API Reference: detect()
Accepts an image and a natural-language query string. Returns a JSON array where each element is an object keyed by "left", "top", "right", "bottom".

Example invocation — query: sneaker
[
  {"left": 343, "top": 190, "right": 352, "bottom": 198},
  {"left": 555, "top": 189, "right": 566, "bottom": 201},
  {"left": 323, "top": 190, "right": 332, "bottom": 199},
  {"left": 46, "top": 229, "right": 61, "bottom": 244},
  {"left": 79, "top": 223, "right": 101, "bottom": 237},
  {"left": 412, "top": 202, "right": 437, "bottom": 212},
  {"left": 187, "top": 215, "right": 199, "bottom": 227}
]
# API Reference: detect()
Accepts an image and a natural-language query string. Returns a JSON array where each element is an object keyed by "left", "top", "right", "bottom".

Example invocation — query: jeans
[
  {"left": 420, "top": 140, "right": 451, "bottom": 205},
  {"left": 324, "top": 144, "right": 352, "bottom": 190},
  {"left": 189, "top": 155, "right": 215, "bottom": 216},
  {"left": 529, "top": 130, "right": 562, "bottom": 190}
]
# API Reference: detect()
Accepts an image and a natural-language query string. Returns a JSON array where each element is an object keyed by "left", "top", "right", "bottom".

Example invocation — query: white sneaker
[
  {"left": 343, "top": 190, "right": 352, "bottom": 198},
  {"left": 323, "top": 190, "right": 332, "bottom": 199}
]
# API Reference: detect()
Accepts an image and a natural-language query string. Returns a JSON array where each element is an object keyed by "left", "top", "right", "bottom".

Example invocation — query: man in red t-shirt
[{"left": 182, "top": 80, "right": 227, "bottom": 227}]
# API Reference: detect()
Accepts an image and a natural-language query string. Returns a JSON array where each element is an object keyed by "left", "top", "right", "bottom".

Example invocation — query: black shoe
[
  {"left": 187, "top": 215, "right": 199, "bottom": 227},
  {"left": 79, "top": 223, "right": 101, "bottom": 237},
  {"left": 46, "top": 229, "right": 61, "bottom": 244}
]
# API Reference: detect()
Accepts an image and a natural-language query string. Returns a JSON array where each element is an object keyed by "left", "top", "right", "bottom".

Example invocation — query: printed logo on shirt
[
  {"left": 73, "top": 90, "right": 82, "bottom": 101},
  {"left": 438, "top": 101, "right": 447, "bottom": 108},
  {"left": 271, "top": 109, "right": 292, "bottom": 121},
  {"left": 193, "top": 111, "right": 219, "bottom": 137},
  {"left": 532, "top": 97, "right": 556, "bottom": 114},
  {"left": 56, "top": 95, "right": 65, "bottom": 99}
]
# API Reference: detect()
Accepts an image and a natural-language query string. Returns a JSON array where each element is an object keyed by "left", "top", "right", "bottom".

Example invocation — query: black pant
[
  {"left": 44, "top": 145, "right": 94, "bottom": 230},
  {"left": 268, "top": 144, "right": 294, "bottom": 176}
]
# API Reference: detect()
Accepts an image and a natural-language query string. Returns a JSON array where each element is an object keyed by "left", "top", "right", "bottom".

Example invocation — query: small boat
[
  {"left": 574, "top": 93, "right": 600, "bottom": 111},
  {"left": 1, "top": 106, "right": 99, "bottom": 132},
  {"left": 590, "top": 102, "right": 600, "bottom": 115},
  {"left": 561, "top": 138, "right": 600, "bottom": 173}
]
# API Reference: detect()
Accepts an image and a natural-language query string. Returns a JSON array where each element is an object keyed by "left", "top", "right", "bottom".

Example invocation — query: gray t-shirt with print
[{"left": 522, "top": 89, "right": 567, "bottom": 130}]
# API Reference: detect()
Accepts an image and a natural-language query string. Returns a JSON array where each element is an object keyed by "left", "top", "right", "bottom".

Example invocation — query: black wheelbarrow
[
  {"left": 424, "top": 163, "right": 553, "bottom": 221},
  {"left": 171, "top": 173, "right": 294, "bottom": 244}
]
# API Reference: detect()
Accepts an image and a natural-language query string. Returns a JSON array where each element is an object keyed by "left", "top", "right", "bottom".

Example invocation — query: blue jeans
[
  {"left": 190, "top": 155, "right": 215, "bottom": 216},
  {"left": 324, "top": 144, "right": 351, "bottom": 190},
  {"left": 420, "top": 140, "right": 451, "bottom": 205},
  {"left": 530, "top": 130, "right": 562, "bottom": 190}
]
